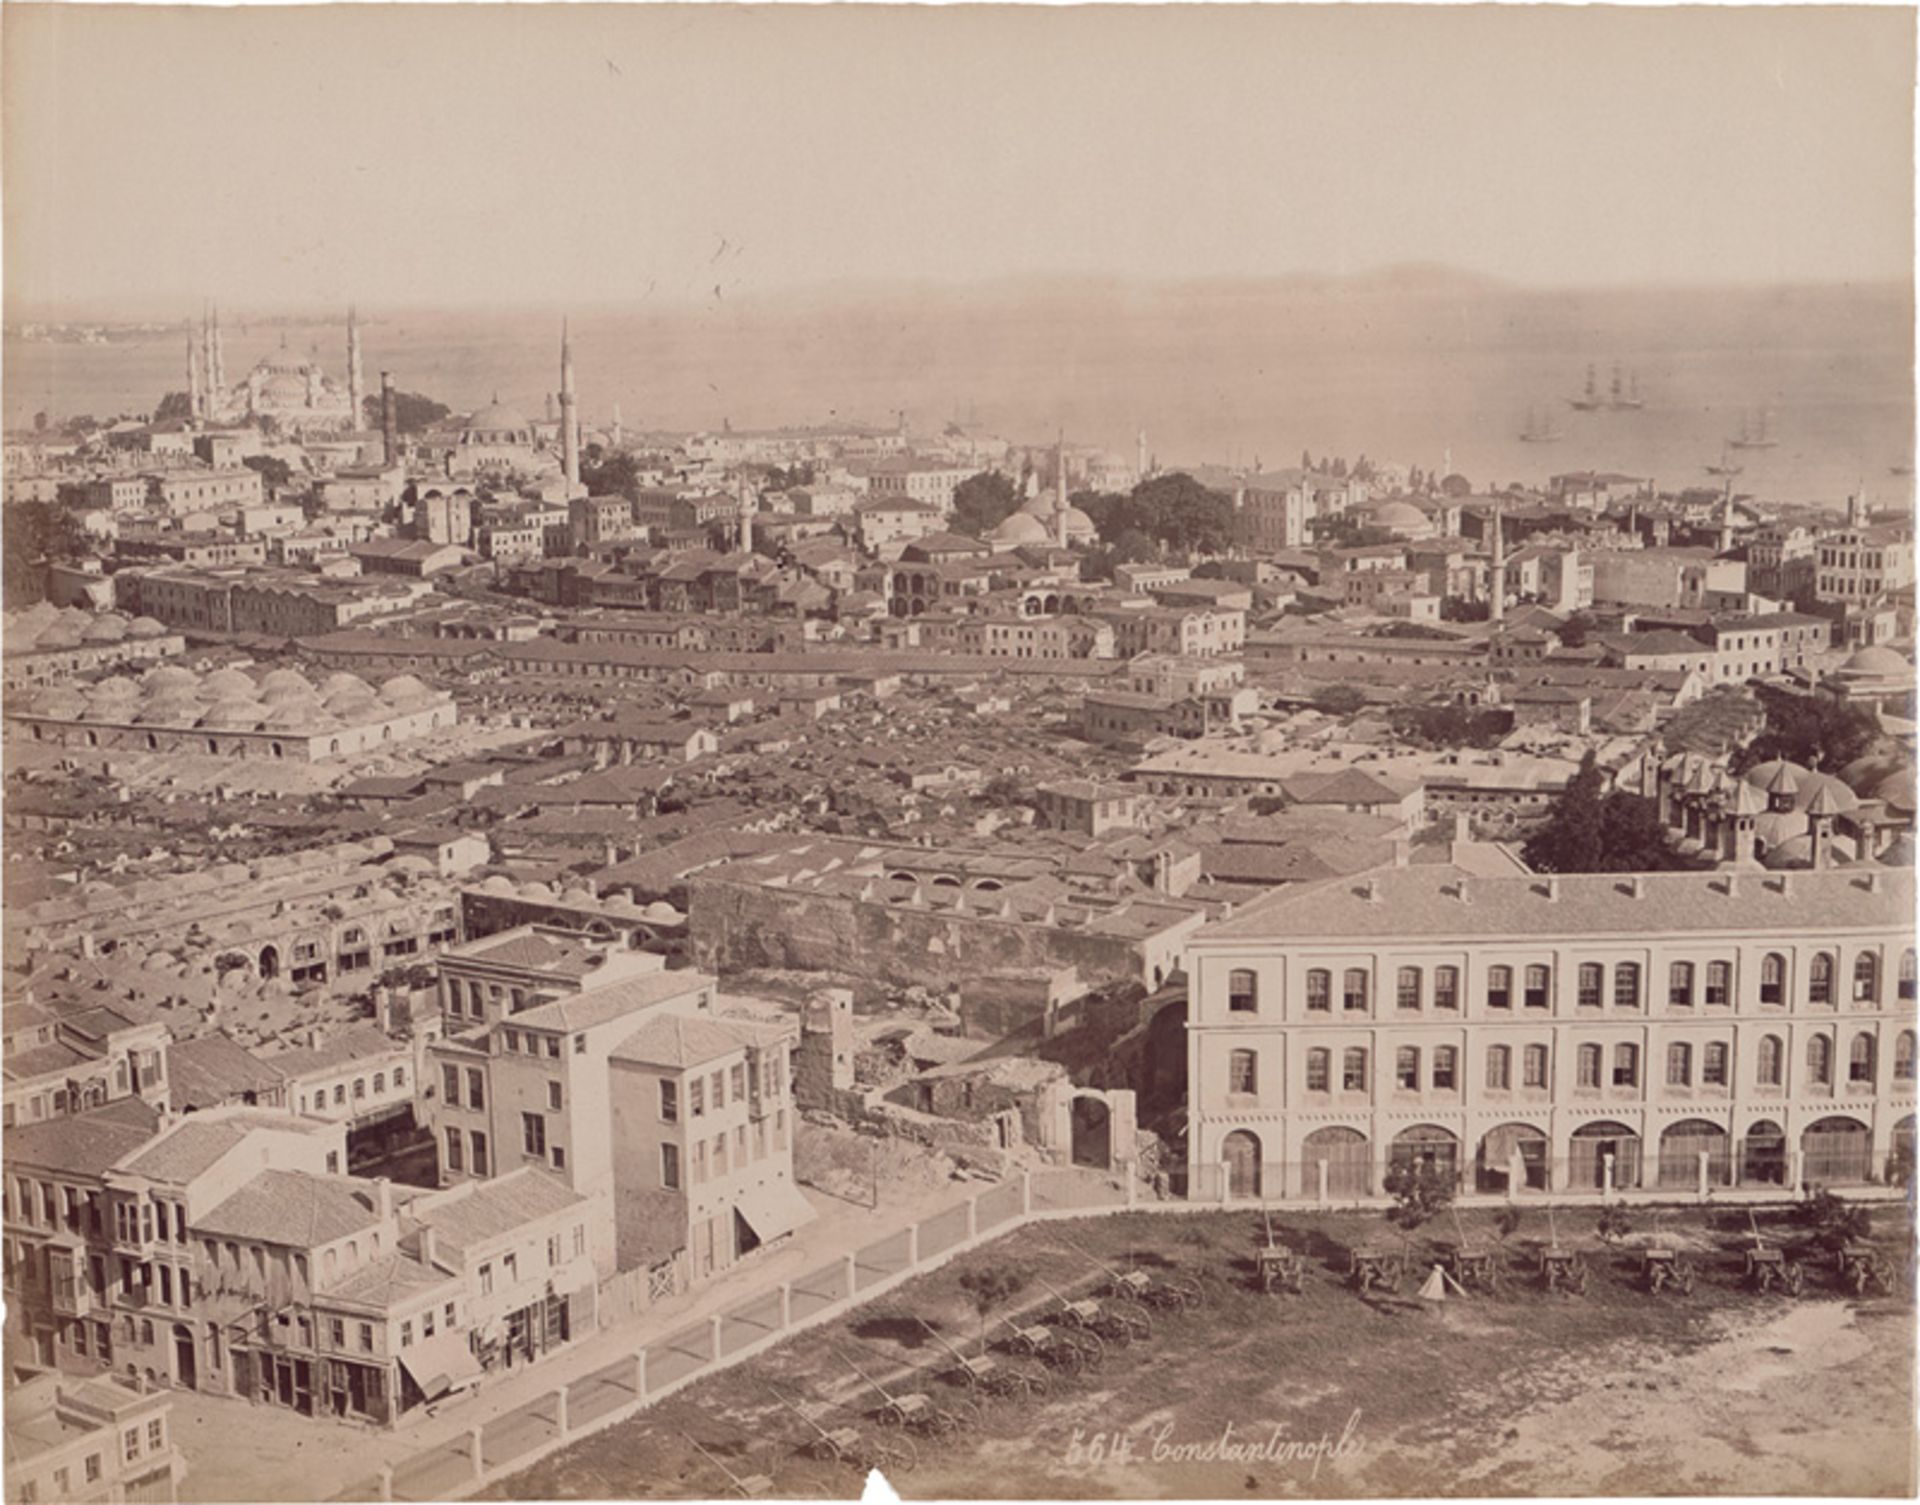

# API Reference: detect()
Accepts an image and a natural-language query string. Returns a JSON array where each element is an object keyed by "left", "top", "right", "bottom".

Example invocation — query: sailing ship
[
  {"left": 1705, "top": 442, "right": 1744, "bottom": 479},
  {"left": 1519, "top": 406, "right": 1563, "bottom": 444},
  {"left": 1566, "top": 364, "right": 1604, "bottom": 411},
  {"left": 1729, "top": 409, "right": 1778, "bottom": 451},
  {"left": 1607, "top": 365, "right": 1644, "bottom": 411}
]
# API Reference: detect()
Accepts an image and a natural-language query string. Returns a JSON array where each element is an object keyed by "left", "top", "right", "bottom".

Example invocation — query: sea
[{"left": 7, "top": 275, "right": 1913, "bottom": 512}]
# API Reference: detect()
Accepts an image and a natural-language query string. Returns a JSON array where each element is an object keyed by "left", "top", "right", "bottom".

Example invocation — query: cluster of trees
[
  {"left": 761, "top": 463, "right": 816, "bottom": 491},
  {"left": 1076, "top": 472, "right": 1236, "bottom": 557},
  {"left": 1521, "top": 751, "right": 1706, "bottom": 873},
  {"left": 1389, "top": 703, "right": 1514, "bottom": 750},
  {"left": 2, "top": 501, "right": 88, "bottom": 606},
  {"left": 580, "top": 446, "right": 643, "bottom": 500},
  {"left": 360, "top": 390, "right": 451, "bottom": 433},
  {"left": 949, "top": 470, "right": 1022, "bottom": 537},
  {"left": 242, "top": 455, "right": 295, "bottom": 489},
  {"left": 1732, "top": 684, "right": 1880, "bottom": 775},
  {"left": 1308, "top": 514, "right": 1398, "bottom": 550}
]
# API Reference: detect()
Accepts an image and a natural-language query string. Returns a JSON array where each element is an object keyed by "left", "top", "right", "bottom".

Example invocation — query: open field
[{"left": 483, "top": 1204, "right": 1918, "bottom": 1500}]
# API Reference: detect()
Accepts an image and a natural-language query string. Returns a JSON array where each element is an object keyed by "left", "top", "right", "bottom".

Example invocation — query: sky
[{"left": 3, "top": 4, "right": 1913, "bottom": 319}]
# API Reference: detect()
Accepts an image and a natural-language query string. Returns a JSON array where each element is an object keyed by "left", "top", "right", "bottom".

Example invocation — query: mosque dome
[
  {"left": 1369, "top": 500, "right": 1433, "bottom": 538},
  {"left": 81, "top": 614, "right": 130, "bottom": 644},
  {"left": 33, "top": 622, "right": 86, "bottom": 651},
  {"left": 29, "top": 687, "right": 89, "bottom": 720},
  {"left": 199, "top": 701, "right": 268, "bottom": 732},
  {"left": 201, "top": 668, "right": 261, "bottom": 700},
  {"left": 1840, "top": 645, "right": 1910, "bottom": 678},
  {"left": 126, "top": 616, "right": 169, "bottom": 640},
  {"left": 480, "top": 875, "right": 517, "bottom": 897},
  {"left": 89, "top": 675, "right": 142, "bottom": 701},
  {"left": 463, "top": 400, "right": 531, "bottom": 442},
  {"left": 1062, "top": 506, "right": 1097, "bottom": 543},
  {"left": 379, "top": 673, "right": 431, "bottom": 704},
  {"left": 142, "top": 665, "right": 201, "bottom": 693},
  {"left": 643, "top": 901, "right": 683, "bottom": 923},
  {"left": 321, "top": 672, "right": 374, "bottom": 698},
  {"left": 257, "top": 668, "right": 313, "bottom": 696},
  {"left": 988, "top": 512, "right": 1050, "bottom": 547}
]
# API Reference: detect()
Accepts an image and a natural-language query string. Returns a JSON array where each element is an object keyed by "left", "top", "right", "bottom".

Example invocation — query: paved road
[
  {"left": 718, "top": 1287, "right": 785, "bottom": 1358},
  {"left": 788, "top": 1261, "right": 851, "bottom": 1324},
  {"left": 644, "top": 1320, "right": 718, "bottom": 1392},
  {"left": 852, "top": 1229, "right": 912, "bottom": 1292}
]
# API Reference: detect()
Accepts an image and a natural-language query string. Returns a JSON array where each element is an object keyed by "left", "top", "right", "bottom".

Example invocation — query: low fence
[{"left": 341, "top": 1161, "right": 1903, "bottom": 1502}]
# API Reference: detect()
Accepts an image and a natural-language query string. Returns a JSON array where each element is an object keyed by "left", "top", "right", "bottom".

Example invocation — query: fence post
[
  {"left": 843, "top": 1251, "right": 858, "bottom": 1297},
  {"left": 1020, "top": 1171, "right": 1033, "bottom": 1215},
  {"left": 376, "top": 1466, "right": 393, "bottom": 1502},
  {"left": 709, "top": 1313, "right": 724, "bottom": 1359},
  {"left": 1601, "top": 1153, "right": 1615, "bottom": 1201},
  {"left": 1218, "top": 1162, "right": 1231, "bottom": 1206},
  {"left": 778, "top": 1281, "right": 792, "bottom": 1328},
  {"left": 1126, "top": 1174, "right": 1138, "bottom": 1208},
  {"left": 1696, "top": 1150, "right": 1710, "bottom": 1201},
  {"left": 554, "top": 1385, "right": 570, "bottom": 1438},
  {"left": 965, "top": 1197, "right": 979, "bottom": 1241},
  {"left": 1317, "top": 1159, "right": 1329, "bottom": 1206},
  {"left": 633, "top": 1350, "right": 647, "bottom": 1401},
  {"left": 468, "top": 1426, "right": 485, "bottom": 1479},
  {"left": 906, "top": 1222, "right": 920, "bottom": 1267}
]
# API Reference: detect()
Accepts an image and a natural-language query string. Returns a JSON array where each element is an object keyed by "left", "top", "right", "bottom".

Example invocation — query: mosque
[
  {"left": 987, "top": 437, "right": 1097, "bottom": 549},
  {"left": 187, "top": 306, "right": 364, "bottom": 435}
]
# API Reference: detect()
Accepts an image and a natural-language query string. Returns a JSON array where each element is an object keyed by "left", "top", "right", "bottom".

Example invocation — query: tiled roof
[
  {"left": 321, "top": 1249, "right": 453, "bottom": 1310},
  {"left": 611, "top": 1010, "right": 792, "bottom": 1069},
  {"left": 410, "top": 1168, "right": 583, "bottom": 1256},
  {"left": 116, "top": 1111, "right": 329, "bottom": 1183},
  {"left": 270, "top": 1025, "right": 407, "bottom": 1080},
  {"left": 5, "top": 1098, "right": 161, "bottom": 1178},
  {"left": 197, "top": 1170, "right": 387, "bottom": 1246},
  {"left": 1201, "top": 864, "right": 1913, "bottom": 943},
  {"left": 168, "top": 1033, "right": 289, "bottom": 1112},
  {"left": 508, "top": 971, "right": 712, "bottom": 1034}
]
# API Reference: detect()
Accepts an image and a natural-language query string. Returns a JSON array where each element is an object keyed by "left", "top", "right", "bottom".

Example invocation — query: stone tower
[
  {"left": 346, "top": 306, "right": 365, "bottom": 432},
  {"left": 559, "top": 319, "right": 581, "bottom": 495}
]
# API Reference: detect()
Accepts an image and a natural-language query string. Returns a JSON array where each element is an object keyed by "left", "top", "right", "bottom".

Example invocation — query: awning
[
  {"left": 398, "top": 1330, "right": 485, "bottom": 1402},
  {"left": 733, "top": 1178, "right": 818, "bottom": 1246}
]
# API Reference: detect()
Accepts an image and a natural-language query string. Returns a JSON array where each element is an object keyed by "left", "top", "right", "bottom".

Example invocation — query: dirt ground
[{"left": 484, "top": 1205, "right": 1916, "bottom": 1501}]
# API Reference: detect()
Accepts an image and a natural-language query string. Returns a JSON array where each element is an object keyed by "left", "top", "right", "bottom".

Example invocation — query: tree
[
  {"left": 1495, "top": 1206, "right": 1525, "bottom": 1244},
  {"left": 949, "top": 471, "right": 1021, "bottom": 538},
  {"left": 1382, "top": 1159, "right": 1454, "bottom": 1234},
  {"left": 1557, "top": 611, "right": 1597, "bottom": 649},
  {"left": 1311, "top": 684, "right": 1368, "bottom": 717},
  {"left": 153, "top": 390, "right": 194, "bottom": 424},
  {"left": 580, "top": 449, "right": 642, "bottom": 500},
  {"left": 1734, "top": 684, "right": 1880, "bottom": 775},
  {"left": 1595, "top": 1204, "right": 1633, "bottom": 1244},
  {"left": 957, "top": 1267, "right": 1027, "bottom": 1342},
  {"left": 1128, "top": 473, "right": 1236, "bottom": 556},
  {"left": 1, "top": 501, "right": 87, "bottom": 606},
  {"left": 1523, "top": 751, "right": 1607, "bottom": 873},
  {"left": 1798, "top": 1187, "right": 1872, "bottom": 1252},
  {"left": 1440, "top": 597, "right": 1490, "bottom": 623},
  {"left": 362, "top": 390, "right": 451, "bottom": 433},
  {"left": 763, "top": 463, "right": 815, "bottom": 491},
  {"left": 243, "top": 455, "right": 294, "bottom": 489}
]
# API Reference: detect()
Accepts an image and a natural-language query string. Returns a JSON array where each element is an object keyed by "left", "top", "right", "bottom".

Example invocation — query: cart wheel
[
  {"left": 1784, "top": 1264, "right": 1804, "bottom": 1297},
  {"left": 1570, "top": 1269, "right": 1588, "bottom": 1296},
  {"left": 879, "top": 1437, "right": 919, "bottom": 1475},
  {"left": 1024, "top": 1367, "right": 1052, "bottom": 1399},
  {"left": 1076, "top": 1329, "right": 1107, "bottom": 1368},
  {"left": 1173, "top": 1278, "right": 1204, "bottom": 1309},
  {"left": 810, "top": 1439, "right": 844, "bottom": 1466},
  {"left": 1127, "top": 1311, "right": 1153, "bottom": 1343},
  {"left": 948, "top": 1397, "right": 984, "bottom": 1431}
]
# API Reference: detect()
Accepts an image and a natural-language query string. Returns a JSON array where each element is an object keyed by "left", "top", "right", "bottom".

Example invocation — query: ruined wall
[{"left": 688, "top": 878, "right": 1149, "bottom": 996}]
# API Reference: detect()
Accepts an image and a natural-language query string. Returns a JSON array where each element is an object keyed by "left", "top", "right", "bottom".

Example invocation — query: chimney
[
  {"left": 1544, "top": 877, "right": 1559, "bottom": 901},
  {"left": 417, "top": 1224, "right": 438, "bottom": 1270},
  {"left": 1361, "top": 876, "right": 1379, "bottom": 902},
  {"left": 372, "top": 1178, "right": 393, "bottom": 1218},
  {"left": 1452, "top": 879, "right": 1471, "bottom": 905},
  {"left": 1391, "top": 838, "right": 1410, "bottom": 868},
  {"left": 380, "top": 372, "right": 398, "bottom": 467},
  {"left": 1628, "top": 876, "right": 1645, "bottom": 899},
  {"left": 1864, "top": 871, "right": 1882, "bottom": 895}
]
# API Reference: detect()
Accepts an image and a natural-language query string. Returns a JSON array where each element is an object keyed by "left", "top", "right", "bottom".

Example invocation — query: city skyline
[{"left": 3, "top": 4, "right": 1914, "bottom": 319}]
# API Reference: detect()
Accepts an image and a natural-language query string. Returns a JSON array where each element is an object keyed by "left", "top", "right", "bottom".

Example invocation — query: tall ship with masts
[
  {"left": 1607, "top": 364, "right": 1643, "bottom": 411},
  {"left": 1729, "top": 408, "right": 1778, "bottom": 451},
  {"left": 1519, "top": 405, "right": 1563, "bottom": 443},
  {"left": 1566, "top": 363, "right": 1604, "bottom": 412}
]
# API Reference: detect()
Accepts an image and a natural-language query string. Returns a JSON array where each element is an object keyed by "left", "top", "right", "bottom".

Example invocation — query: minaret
[
  {"left": 1136, "top": 428, "right": 1148, "bottom": 483},
  {"left": 1053, "top": 431, "right": 1070, "bottom": 549},
  {"left": 346, "top": 306, "right": 365, "bottom": 431},
  {"left": 1488, "top": 502, "right": 1506, "bottom": 623},
  {"left": 611, "top": 403, "right": 623, "bottom": 449},
  {"left": 208, "top": 305, "right": 226, "bottom": 395},
  {"left": 559, "top": 319, "right": 581, "bottom": 494},
  {"left": 187, "top": 331, "right": 204, "bottom": 421},
  {"left": 736, "top": 472, "right": 755, "bottom": 555},
  {"left": 380, "top": 371, "right": 398, "bottom": 468}
]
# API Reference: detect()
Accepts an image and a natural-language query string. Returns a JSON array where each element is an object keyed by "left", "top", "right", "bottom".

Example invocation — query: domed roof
[
  {"left": 323, "top": 686, "right": 381, "bottom": 716},
  {"left": 1869, "top": 767, "right": 1916, "bottom": 811},
  {"left": 1840, "top": 645, "right": 1910, "bottom": 677},
  {"left": 257, "top": 668, "right": 313, "bottom": 695},
  {"left": 520, "top": 881, "right": 555, "bottom": 902},
  {"left": 989, "top": 512, "right": 1050, "bottom": 546},
  {"left": 81, "top": 614, "right": 129, "bottom": 644},
  {"left": 321, "top": 672, "right": 373, "bottom": 697},
  {"left": 142, "top": 665, "right": 201, "bottom": 693},
  {"left": 379, "top": 673, "right": 429, "bottom": 704},
  {"left": 1746, "top": 759, "right": 1810, "bottom": 795},
  {"left": 199, "top": 701, "right": 268, "bottom": 732},
  {"left": 135, "top": 699, "right": 203, "bottom": 727},
  {"left": 29, "top": 687, "right": 88, "bottom": 719},
  {"left": 1062, "top": 506, "right": 1097, "bottom": 542},
  {"left": 260, "top": 702, "right": 340, "bottom": 733},
  {"left": 259, "top": 680, "right": 323, "bottom": 708},
  {"left": 1018, "top": 494, "right": 1057, "bottom": 520},
  {"left": 561, "top": 886, "right": 596, "bottom": 907},
  {"left": 642, "top": 900, "right": 683, "bottom": 923},
  {"left": 1370, "top": 500, "right": 1432, "bottom": 534},
  {"left": 125, "top": 616, "right": 168, "bottom": 640},
  {"left": 465, "top": 400, "right": 530, "bottom": 435},
  {"left": 480, "top": 875, "right": 517, "bottom": 896},
  {"left": 33, "top": 621, "right": 85, "bottom": 650},
  {"left": 90, "top": 675, "right": 142, "bottom": 700},
  {"left": 201, "top": 668, "right": 260, "bottom": 699}
]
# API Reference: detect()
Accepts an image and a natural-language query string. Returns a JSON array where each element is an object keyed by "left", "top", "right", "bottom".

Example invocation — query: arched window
[
  {"left": 1853, "top": 954, "right": 1879, "bottom": 1003},
  {"left": 1810, "top": 953, "right": 1834, "bottom": 1006},
  {"left": 1227, "top": 970, "right": 1258, "bottom": 1013},
  {"left": 1341, "top": 1047, "right": 1368, "bottom": 1092},
  {"left": 1523, "top": 1043, "right": 1550, "bottom": 1087},
  {"left": 1577, "top": 963, "right": 1604, "bottom": 1008},
  {"left": 1432, "top": 1046, "right": 1457, "bottom": 1090},
  {"left": 372, "top": 1073, "right": 385, "bottom": 1094},
  {"left": 1613, "top": 962, "right": 1641, "bottom": 1008},
  {"left": 1666, "top": 1042, "right": 1692, "bottom": 1086},
  {"left": 1434, "top": 966, "right": 1460, "bottom": 1010},
  {"left": 1849, "top": 1033, "right": 1876, "bottom": 1084},
  {"left": 1395, "top": 1046, "right": 1421, "bottom": 1090},
  {"left": 1305, "top": 1048, "right": 1330, "bottom": 1092},
  {"left": 1901, "top": 950, "right": 1917, "bottom": 1003},
  {"left": 1396, "top": 967, "right": 1422, "bottom": 1010},
  {"left": 1342, "top": 969, "right": 1369, "bottom": 1012},
  {"left": 1486, "top": 966, "right": 1512, "bottom": 1010},
  {"left": 1486, "top": 1045, "right": 1511, "bottom": 1090},
  {"left": 1669, "top": 962, "right": 1694, "bottom": 1007},
  {"left": 1757, "top": 1035, "right": 1784, "bottom": 1087},
  {"left": 1760, "top": 953, "right": 1786, "bottom": 1005},
  {"left": 1808, "top": 1035, "right": 1833, "bottom": 1086},
  {"left": 1896, "top": 1031, "right": 1916, "bottom": 1081},
  {"left": 1612, "top": 1043, "right": 1639, "bottom": 1086},
  {"left": 1576, "top": 1042, "right": 1603, "bottom": 1088},
  {"left": 1227, "top": 1049, "right": 1257, "bottom": 1095},
  {"left": 1305, "top": 969, "right": 1331, "bottom": 1012},
  {"left": 1705, "top": 962, "right": 1731, "bottom": 1006}
]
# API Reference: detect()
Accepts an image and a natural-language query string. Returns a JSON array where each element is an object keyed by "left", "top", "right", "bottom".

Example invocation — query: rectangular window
[
  {"left": 731, "top": 1063, "right": 747, "bottom": 1100},
  {"left": 522, "top": 1113, "right": 547, "bottom": 1158},
  {"left": 1305, "top": 1050, "right": 1329, "bottom": 1092},
  {"left": 359, "top": 1323, "right": 373, "bottom": 1352},
  {"left": 711, "top": 1070, "right": 726, "bottom": 1110},
  {"left": 1486, "top": 966, "right": 1512, "bottom": 1010},
  {"left": 466, "top": 1070, "right": 485, "bottom": 1110},
  {"left": 1523, "top": 1044, "right": 1548, "bottom": 1088},
  {"left": 1395, "top": 1046, "right": 1420, "bottom": 1090},
  {"left": 1577, "top": 964, "right": 1603, "bottom": 1008},
  {"left": 1486, "top": 1047, "right": 1510, "bottom": 1090},
  {"left": 444, "top": 1127, "right": 464, "bottom": 1173},
  {"left": 1305, "top": 970, "right": 1331, "bottom": 1011},
  {"left": 659, "top": 1080, "right": 678, "bottom": 1122},
  {"left": 545, "top": 1036, "right": 560, "bottom": 1059},
  {"left": 662, "top": 1143, "right": 681, "bottom": 1189},
  {"left": 400, "top": 1321, "right": 413, "bottom": 1348},
  {"left": 1524, "top": 966, "right": 1550, "bottom": 1009},
  {"left": 1228, "top": 1049, "right": 1257, "bottom": 1094},
  {"left": 690, "top": 1078, "right": 705, "bottom": 1117},
  {"left": 1705, "top": 962, "right": 1731, "bottom": 1006},
  {"left": 1342, "top": 1048, "right": 1367, "bottom": 1092},
  {"left": 1667, "top": 1043, "right": 1691, "bottom": 1086},
  {"left": 1432, "top": 1046, "right": 1457, "bottom": 1090},
  {"left": 124, "top": 1428, "right": 140, "bottom": 1464},
  {"left": 471, "top": 1131, "right": 489, "bottom": 1177},
  {"left": 479, "top": 1263, "right": 493, "bottom": 1295},
  {"left": 1614, "top": 964, "right": 1641, "bottom": 1009},
  {"left": 503, "top": 1029, "right": 519, "bottom": 1053},
  {"left": 1702, "top": 1042, "right": 1729, "bottom": 1087},
  {"left": 1396, "top": 968, "right": 1422, "bottom": 1011},
  {"left": 1342, "top": 969, "right": 1368, "bottom": 1012},
  {"left": 1613, "top": 1044, "right": 1638, "bottom": 1087},
  {"left": 441, "top": 1065, "right": 460, "bottom": 1106},
  {"left": 1227, "top": 969, "right": 1258, "bottom": 1013},
  {"left": 547, "top": 1081, "right": 562, "bottom": 1112},
  {"left": 1434, "top": 967, "right": 1460, "bottom": 1010},
  {"left": 1669, "top": 963, "right": 1694, "bottom": 1008}
]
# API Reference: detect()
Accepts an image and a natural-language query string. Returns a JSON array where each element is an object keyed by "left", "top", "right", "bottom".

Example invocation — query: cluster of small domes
[
  {"left": 6, "top": 605, "right": 169, "bottom": 655},
  {"left": 20, "top": 662, "right": 444, "bottom": 734}
]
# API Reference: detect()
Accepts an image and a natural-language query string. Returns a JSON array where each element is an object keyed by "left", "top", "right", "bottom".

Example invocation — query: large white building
[{"left": 1182, "top": 865, "right": 1916, "bottom": 1203}]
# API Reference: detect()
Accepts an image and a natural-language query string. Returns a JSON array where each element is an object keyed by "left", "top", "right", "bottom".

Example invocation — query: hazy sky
[{"left": 3, "top": 4, "right": 1912, "bottom": 318}]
